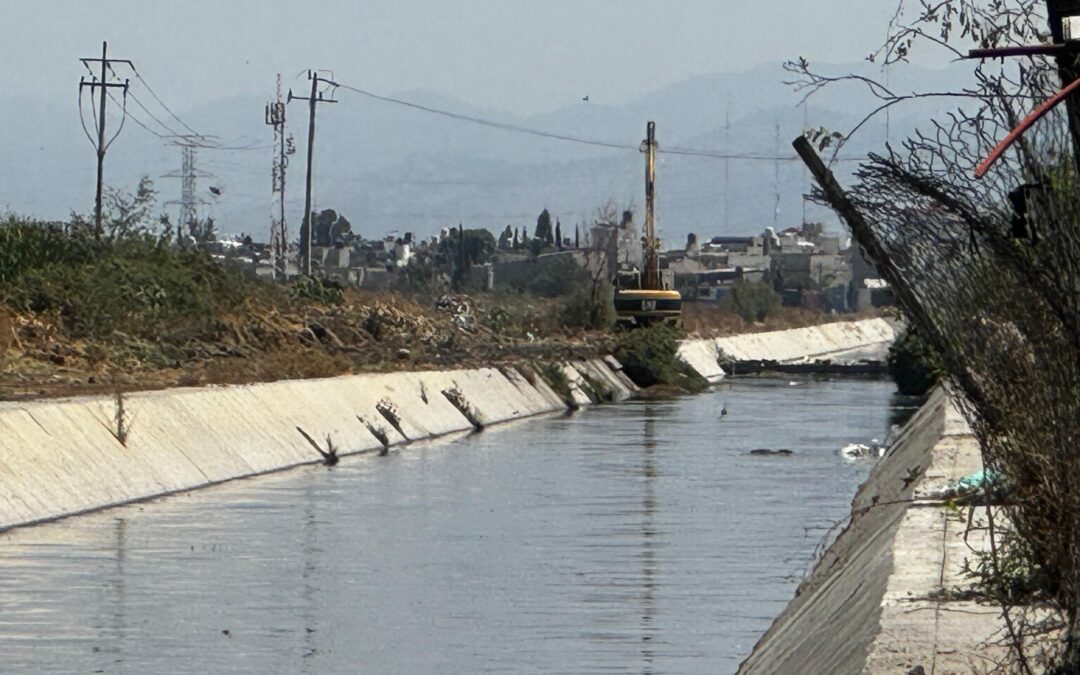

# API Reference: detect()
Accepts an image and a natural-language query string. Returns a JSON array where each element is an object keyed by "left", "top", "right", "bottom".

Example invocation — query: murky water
[{"left": 0, "top": 378, "right": 912, "bottom": 674}]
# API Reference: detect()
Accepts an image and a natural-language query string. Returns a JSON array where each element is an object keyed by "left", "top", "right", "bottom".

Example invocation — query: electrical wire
[
  {"left": 103, "top": 89, "right": 128, "bottom": 151},
  {"left": 105, "top": 63, "right": 269, "bottom": 151},
  {"left": 335, "top": 82, "right": 640, "bottom": 152},
  {"left": 101, "top": 86, "right": 166, "bottom": 139},
  {"left": 126, "top": 90, "right": 185, "bottom": 138},
  {"left": 77, "top": 85, "right": 99, "bottom": 148},
  {"left": 101, "top": 63, "right": 187, "bottom": 140},
  {"left": 334, "top": 80, "right": 863, "bottom": 163},
  {"left": 77, "top": 74, "right": 129, "bottom": 150},
  {"left": 130, "top": 65, "right": 202, "bottom": 137}
]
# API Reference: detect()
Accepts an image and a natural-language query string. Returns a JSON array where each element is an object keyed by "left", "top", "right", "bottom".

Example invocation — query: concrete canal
[{"left": 0, "top": 377, "right": 912, "bottom": 674}]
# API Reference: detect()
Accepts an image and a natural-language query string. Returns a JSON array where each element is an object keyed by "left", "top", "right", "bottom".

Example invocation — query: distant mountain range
[{"left": 0, "top": 61, "right": 972, "bottom": 247}]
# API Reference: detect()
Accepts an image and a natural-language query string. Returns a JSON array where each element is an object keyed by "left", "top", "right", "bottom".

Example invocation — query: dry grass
[{"left": 0, "top": 287, "right": 611, "bottom": 401}]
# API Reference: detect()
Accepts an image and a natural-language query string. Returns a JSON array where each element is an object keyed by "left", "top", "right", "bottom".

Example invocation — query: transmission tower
[
  {"left": 162, "top": 135, "right": 215, "bottom": 239},
  {"left": 266, "top": 74, "right": 295, "bottom": 279}
]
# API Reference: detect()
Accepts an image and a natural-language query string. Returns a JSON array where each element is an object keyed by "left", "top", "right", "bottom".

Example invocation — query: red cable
[{"left": 977, "top": 76, "right": 1080, "bottom": 178}]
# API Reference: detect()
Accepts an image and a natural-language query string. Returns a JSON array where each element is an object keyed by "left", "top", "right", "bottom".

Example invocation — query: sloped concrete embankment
[
  {"left": 0, "top": 359, "right": 637, "bottom": 532},
  {"left": 737, "top": 389, "right": 1006, "bottom": 674},
  {"left": 678, "top": 318, "right": 897, "bottom": 383}
]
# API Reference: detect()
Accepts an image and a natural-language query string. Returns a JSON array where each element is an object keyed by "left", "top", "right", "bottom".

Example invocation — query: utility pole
[
  {"left": 266, "top": 74, "right": 294, "bottom": 280},
  {"left": 773, "top": 120, "right": 781, "bottom": 229},
  {"left": 1048, "top": 0, "right": 1080, "bottom": 166},
  {"left": 969, "top": 3, "right": 1080, "bottom": 172},
  {"left": 723, "top": 104, "right": 730, "bottom": 231},
  {"left": 78, "top": 41, "right": 131, "bottom": 237},
  {"left": 288, "top": 70, "right": 337, "bottom": 275},
  {"left": 640, "top": 121, "right": 660, "bottom": 290}
]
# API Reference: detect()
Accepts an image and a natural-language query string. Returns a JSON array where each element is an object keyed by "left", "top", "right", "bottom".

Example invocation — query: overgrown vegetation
[
  {"left": 613, "top": 324, "right": 706, "bottom": 391},
  {"left": 886, "top": 327, "right": 942, "bottom": 396},
  {"left": 0, "top": 177, "right": 845, "bottom": 406},
  {"left": 501, "top": 255, "right": 584, "bottom": 298},
  {"left": 290, "top": 275, "right": 344, "bottom": 305},
  {"left": 0, "top": 217, "right": 251, "bottom": 342},
  {"left": 792, "top": 2, "right": 1080, "bottom": 669},
  {"left": 0, "top": 207, "right": 613, "bottom": 398},
  {"left": 718, "top": 280, "right": 783, "bottom": 323},
  {"left": 538, "top": 361, "right": 576, "bottom": 407}
]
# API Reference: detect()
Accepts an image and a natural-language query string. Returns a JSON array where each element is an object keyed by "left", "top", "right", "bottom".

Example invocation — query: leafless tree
[{"left": 795, "top": 2, "right": 1080, "bottom": 671}]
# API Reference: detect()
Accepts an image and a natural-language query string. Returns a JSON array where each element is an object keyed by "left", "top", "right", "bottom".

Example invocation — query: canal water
[{"left": 0, "top": 378, "right": 911, "bottom": 674}]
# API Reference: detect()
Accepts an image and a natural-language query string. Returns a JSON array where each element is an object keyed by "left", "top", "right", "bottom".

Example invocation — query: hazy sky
[{"left": 3, "top": 1, "right": 914, "bottom": 116}]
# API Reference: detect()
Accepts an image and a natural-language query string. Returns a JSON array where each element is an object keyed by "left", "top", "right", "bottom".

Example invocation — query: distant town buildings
[
  {"left": 213, "top": 207, "right": 889, "bottom": 313},
  {"left": 661, "top": 223, "right": 889, "bottom": 312}
]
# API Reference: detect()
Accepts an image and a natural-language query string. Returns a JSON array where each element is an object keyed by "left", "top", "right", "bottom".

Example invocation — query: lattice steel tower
[
  {"left": 163, "top": 135, "right": 213, "bottom": 235},
  {"left": 266, "top": 74, "right": 294, "bottom": 279}
]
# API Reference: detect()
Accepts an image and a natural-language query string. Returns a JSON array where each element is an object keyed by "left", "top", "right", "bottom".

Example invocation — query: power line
[
  {"left": 98, "top": 62, "right": 270, "bottom": 151},
  {"left": 334, "top": 80, "right": 863, "bottom": 163},
  {"left": 335, "top": 82, "right": 638, "bottom": 152},
  {"left": 130, "top": 65, "right": 202, "bottom": 136},
  {"left": 101, "top": 62, "right": 187, "bottom": 140},
  {"left": 127, "top": 90, "right": 185, "bottom": 137},
  {"left": 100, "top": 84, "right": 272, "bottom": 151}
]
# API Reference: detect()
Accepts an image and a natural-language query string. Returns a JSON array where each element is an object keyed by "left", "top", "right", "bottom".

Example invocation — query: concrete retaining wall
[
  {"left": 737, "top": 388, "right": 1006, "bottom": 674},
  {"left": 678, "top": 318, "right": 897, "bottom": 382},
  {"left": 0, "top": 358, "right": 637, "bottom": 532}
]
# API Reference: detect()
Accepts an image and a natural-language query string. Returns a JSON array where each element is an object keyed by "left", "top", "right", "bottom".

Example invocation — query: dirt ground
[
  {"left": 0, "top": 292, "right": 859, "bottom": 402},
  {"left": 0, "top": 291, "right": 608, "bottom": 401}
]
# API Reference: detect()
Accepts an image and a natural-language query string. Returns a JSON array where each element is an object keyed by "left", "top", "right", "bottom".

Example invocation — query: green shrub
[
  {"left": 613, "top": 324, "right": 706, "bottom": 391},
  {"left": 290, "top": 275, "right": 344, "bottom": 305},
  {"left": 558, "top": 286, "right": 614, "bottom": 330},
  {"left": 0, "top": 217, "right": 97, "bottom": 283},
  {"left": 538, "top": 362, "right": 575, "bottom": 406},
  {"left": 720, "top": 280, "right": 782, "bottom": 322},
  {"left": 886, "top": 327, "right": 943, "bottom": 396},
  {"left": 506, "top": 255, "right": 586, "bottom": 298},
  {"left": 0, "top": 218, "right": 254, "bottom": 342}
]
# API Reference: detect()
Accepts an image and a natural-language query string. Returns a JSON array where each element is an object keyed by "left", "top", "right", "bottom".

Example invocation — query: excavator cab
[{"left": 613, "top": 270, "right": 682, "bottom": 328}]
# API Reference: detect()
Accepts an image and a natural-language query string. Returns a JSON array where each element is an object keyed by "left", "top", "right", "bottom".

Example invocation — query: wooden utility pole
[
  {"left": 641, "top": 121, "right": 660, "bottom": 290},
  {"left": 966, "top": 3, "right": 1080, "bottom": 175},
  {"left": 288, "top": 71, "right": 337, "bottom": 275},
  {"left": 1047, "top": 0, "right": 1080, "bottom": 167},
  {"left": 78, "top": 41, "right": 131, "bottom": 237},
  {"left": 792, "top": 134, "right": 990, "bottom": 414}
]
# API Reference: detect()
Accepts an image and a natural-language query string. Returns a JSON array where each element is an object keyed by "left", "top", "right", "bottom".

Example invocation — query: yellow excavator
[{"left": 613, "top": 121, "right": 682, "bottom": 328}]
